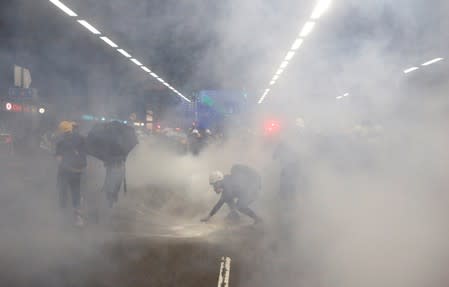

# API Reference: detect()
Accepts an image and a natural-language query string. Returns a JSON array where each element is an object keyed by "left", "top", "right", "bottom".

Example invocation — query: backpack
[{"left": 230, "top": 164, "right": 261, "bottom": 189}]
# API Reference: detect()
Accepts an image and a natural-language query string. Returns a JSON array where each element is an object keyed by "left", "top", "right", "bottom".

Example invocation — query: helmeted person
[
  {"left": 201, "top": 165, "right": 262, "bottom": 224},
  {"left": 55, "top": 121, "right": 87, "bottom": 227}
]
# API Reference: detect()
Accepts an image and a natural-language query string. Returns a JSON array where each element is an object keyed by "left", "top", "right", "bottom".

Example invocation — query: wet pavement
[{"left": 0, "top": 152, "right": 281, "bottom": 287}]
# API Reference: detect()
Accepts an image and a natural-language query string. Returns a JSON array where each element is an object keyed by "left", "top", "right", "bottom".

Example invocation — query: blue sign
[{"left": 8, "top": 87, "right": 34, "bottom": 98}]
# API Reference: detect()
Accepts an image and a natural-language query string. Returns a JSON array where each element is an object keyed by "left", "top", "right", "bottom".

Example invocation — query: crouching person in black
[{"left": 201, "top": 165, "right": 262, "bottom": 224}]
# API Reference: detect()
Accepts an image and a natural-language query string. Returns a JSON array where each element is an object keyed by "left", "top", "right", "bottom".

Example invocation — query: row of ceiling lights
[
  {"left": 403, "top": 57, "right": 444, "bottom": 74},
  {"left": 258, "top": 0, "right": 332, "bottom": 104},
  {"left": 336, "top": 57, "right": 445, "bottom": 101},
  {"left": 48, "top": 0, "right": 191, "bottom": 102}
]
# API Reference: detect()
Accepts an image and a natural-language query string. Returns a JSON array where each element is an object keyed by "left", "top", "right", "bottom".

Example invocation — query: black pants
[
  {"left": 279, "top": 163, "right": 299, "bottom": 200},
  {"left": 58, "top": 169, "right": 81, "bottom": 209},
  {"left": 103, "top": 164, "right": 125, "bottom": 206},
  {"left": 231, "top": 184, "right": 260, "bottom": 220}
]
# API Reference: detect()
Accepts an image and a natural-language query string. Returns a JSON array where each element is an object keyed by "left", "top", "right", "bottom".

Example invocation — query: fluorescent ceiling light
[
  {"left": 157, "top": 78, "right": 165, "bottom": 83},
  {"left": 280, "top": 61, "right": 289, "bottom": 69},
  {"left": 421, "top": 57, "right": 444, "bottom": 66},
  {"left": 343, "top": 92, "right": 349, "bottom": 97},
  {"left": 141, "top": 66, "right": 151, "bottom": 73},
  {"left": 49, "top": 0, "right": 77, "bottom": 17},
  {"left": 117, "top": 49, "right": 131, "bottom": 58},
  {"left": 275, "top": 69, "right": 284, "bottom": 75},
  {"left": 163, "top": 82, "right": 170, "bottom": 87},
  {"left": 285, "top": 51, "right": 295, "bottom": 61},
  {"left": 272, "top": 75, "right": 279, "bottom": 81},
  {"left": 100, "top": 36, "right": 118, "bottom": 48},
  {"left": 270, "top": 80, "right": 276, "bottom": 85},
  {"left": 150, "top": 72, "right": 158, "bottom": 78},
  {"left": 311, "top": 0, "right": 332, "bottom": 20},
  {"left": 291, "top": 38, "right": 304, "bottom": 50},
  {"left": 300, "top": 21, "right": 315, "bottom": 37},
  {"left": 403, "top": 67, "right": 419, "bottom": 74},
  {"left": 77, "top": 20, "right": 101, "bottom": 35},
  {"left": 258, "top": 90, "right": 270, "bottom": 104},
  {"left": 336, "top": 96, "right": 343, "bottom": 99},
  {"left": 131, "top": 58, "right": 142, "bottom": 66}
]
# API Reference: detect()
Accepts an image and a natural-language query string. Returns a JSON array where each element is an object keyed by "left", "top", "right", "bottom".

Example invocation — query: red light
[
  {"left": 264, "top": 119, "right": 281, "bottom": 136},
  {"left": 10, "top": 103, "right": 23, "bottom": 112}
]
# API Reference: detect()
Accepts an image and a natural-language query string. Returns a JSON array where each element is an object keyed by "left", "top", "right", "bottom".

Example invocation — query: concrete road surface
[{"left": 0, "top": 153, "right": 295, "bottom": 287}]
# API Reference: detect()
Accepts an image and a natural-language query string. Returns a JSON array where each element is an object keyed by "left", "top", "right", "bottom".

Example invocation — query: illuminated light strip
[
  {"left": 343, "top": 92, "right": 349, "bottom": 97},
  {"left": 77, "top": 20, "right": 101, "bottom": 35},
  {"left": 403, "top": 67, "right": 419, "bottom": 74},
  {"left": 117, "top": 49, "right": 131, "bottom": 58},
  {"left": 47, "top": 1, "right": 190, "bottom": 102},
  {"left": 258, "top": 90, "right": 269, "bottom": 104},
  {"left": 291, "top": 38, "right": 304, "bottom": 50},
  {"left": 280, "top": 61, "right": 289, "bottom": 69},
  {"left": 49, "top": 0, "right": 77, "bottom": 17},
  {"left": 285, "top": 51, "right": 295, "bottom": 61},
  {"left": 259, "top": 0, "right": 331, "bottom": 104},
  {"left": 141, "top": 66, "right": 151, "bottom": 73},
  {"left": 421, "top": 57, "right": 444, "bottom": 66},
  {"left": 336, "top": 96, "right": 343, "bottom": 99},
  {"left": 131, "top": 58, "right": 143, "bottom": 66},
  {"left": 300, "top": 21, "right": 316, "bottom": 37},
  {"left": 100, "top": 36, "right": 118, "bottom": 48},
  {"left": 275, "top": 69, "right": 284, "bottom": 76},
  {"left": 311, "top": 0, "right": 332, "bottom": 20}
]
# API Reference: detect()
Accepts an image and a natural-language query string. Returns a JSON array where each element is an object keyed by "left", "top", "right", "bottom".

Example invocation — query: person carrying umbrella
[{"left": 86, "top": 121, "right": 138, "bottom": 207}]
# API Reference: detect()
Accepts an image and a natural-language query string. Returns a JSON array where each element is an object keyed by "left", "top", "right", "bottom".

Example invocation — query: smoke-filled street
[{"left": 1, "top": 0, "right": 449, "bottom": 286}]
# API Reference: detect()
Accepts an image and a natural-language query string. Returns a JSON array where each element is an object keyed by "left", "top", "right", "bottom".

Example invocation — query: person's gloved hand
[{"left": 200, "top": 215, "right": 211, "bottom": 223}]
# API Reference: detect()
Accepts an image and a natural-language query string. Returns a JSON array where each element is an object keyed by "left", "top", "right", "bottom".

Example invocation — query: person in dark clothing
[
  {"left": 103, "top": 155, "right": 125, "bottom": 207},
  {"left": 189, "top": 129, "right": 202, "bottom": 155},
  {"left": 273, "top": 141, "right": 300, "bottom": 200},
  {"left": 201, "top": 165, "right": 262, "bottom": 224},
  {"left": 55, "top": 121, "right": 87, "bottom": 227}
]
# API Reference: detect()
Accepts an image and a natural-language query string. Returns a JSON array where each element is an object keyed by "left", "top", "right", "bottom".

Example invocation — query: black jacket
[{"left": 55, "top": 133, "right": 87, "bottom": 172}]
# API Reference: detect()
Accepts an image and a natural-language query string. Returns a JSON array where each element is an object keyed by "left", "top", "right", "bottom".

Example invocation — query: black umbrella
[{"left": 86, "top": 121, "right": 138, "bottom": 162}]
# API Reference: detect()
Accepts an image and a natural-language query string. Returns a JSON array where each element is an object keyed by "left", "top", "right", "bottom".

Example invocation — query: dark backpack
[{"left": 230, "top": 164, "right": 261, "bottom": 189}]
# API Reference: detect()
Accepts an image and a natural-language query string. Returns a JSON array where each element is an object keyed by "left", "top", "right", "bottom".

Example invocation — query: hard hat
[
  {"left": 192, "top": 129, "right": 200, "bottom": 135},
  {"left": 209, "top": 171, "right": 224, "bottom": 185},
  {"left": 58, "top": 121, "right": 73, "bottom": 134}
]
